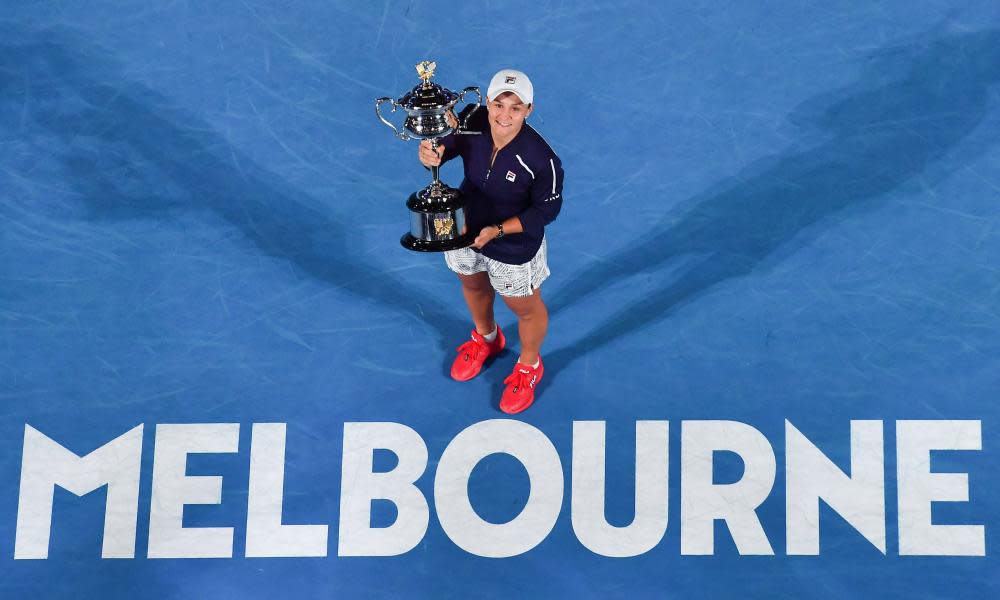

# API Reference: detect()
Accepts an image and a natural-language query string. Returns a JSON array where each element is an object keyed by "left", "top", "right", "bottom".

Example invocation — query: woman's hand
[
  {"left": 418, "top": 140, "right": 443, "bottom": 168},
  {"left": 472, "top": 225, "right": 501, "bottom": 249}
]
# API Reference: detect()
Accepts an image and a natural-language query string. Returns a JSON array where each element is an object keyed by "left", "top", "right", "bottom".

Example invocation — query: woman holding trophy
[{"left": 418, "top": 68, "right": 564, "bottom": 414}]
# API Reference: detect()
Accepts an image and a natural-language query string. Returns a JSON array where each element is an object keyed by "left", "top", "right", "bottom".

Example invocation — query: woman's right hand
[{"left": 418, "top": 140, "right": 443, "bottom": 168}]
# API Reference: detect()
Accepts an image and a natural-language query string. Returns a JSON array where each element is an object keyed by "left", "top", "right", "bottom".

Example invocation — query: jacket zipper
[{"left": 485, "top": 147, "right": 499, "bottom": 184}]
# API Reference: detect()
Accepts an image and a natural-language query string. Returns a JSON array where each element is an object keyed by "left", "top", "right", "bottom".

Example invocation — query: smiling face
[{"left": 486, "top": 91, "right": 533, "bottom": 146}]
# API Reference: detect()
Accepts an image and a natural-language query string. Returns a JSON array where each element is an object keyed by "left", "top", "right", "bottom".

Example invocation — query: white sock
[
  {"left": 480, "top": 326, "right": 498, "bottom": 343},
  {"left": 518, "top": 357, "right": 539, "bottom": 369}
]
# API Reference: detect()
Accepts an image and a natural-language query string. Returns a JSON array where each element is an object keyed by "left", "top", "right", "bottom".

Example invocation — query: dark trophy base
[
  {"left": 400, "top": 182, "right": 474, "bottom": 252},
  {"left": 400, "top": 231, "right": 475, "bottom": 252}
]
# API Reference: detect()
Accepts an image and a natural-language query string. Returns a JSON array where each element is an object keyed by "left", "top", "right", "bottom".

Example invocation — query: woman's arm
[
  {"left": 471, "top": 151, "right": 563, "bottom": 248},
  {"left": 471, "top": 215, "right": 524, "bottom": 249}
]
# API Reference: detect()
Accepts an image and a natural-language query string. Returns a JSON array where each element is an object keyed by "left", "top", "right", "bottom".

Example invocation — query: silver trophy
[{"left": 375, "top": 61, "right": 481, "bottom": 251}]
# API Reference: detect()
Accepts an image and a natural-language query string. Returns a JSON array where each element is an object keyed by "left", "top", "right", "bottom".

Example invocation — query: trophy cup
[{"left": 375, "top": 61, "right": 481, "bottom": 251}]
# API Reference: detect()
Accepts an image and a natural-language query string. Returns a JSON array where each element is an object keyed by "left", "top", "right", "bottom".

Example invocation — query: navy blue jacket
[{"left": 438, "top": 107, "right": 564, "bottom": 264}]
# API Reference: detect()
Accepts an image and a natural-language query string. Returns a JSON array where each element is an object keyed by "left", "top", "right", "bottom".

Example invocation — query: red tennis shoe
[
  {"left": 450, "top": 326, "right": 505, "bottom": 382},
  {"left": 500, "top": 357, "right": 544, "bottom": 414}
]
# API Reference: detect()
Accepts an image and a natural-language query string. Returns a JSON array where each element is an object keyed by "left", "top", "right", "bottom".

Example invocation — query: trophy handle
[
  {"left": 375, "top": 97, "right": 409, "bottom": 140},
  {"left": 456, "top": 86, "right": 482, "bottom": 130}
]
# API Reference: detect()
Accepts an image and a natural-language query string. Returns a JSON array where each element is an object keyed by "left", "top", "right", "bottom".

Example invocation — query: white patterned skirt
[{"left": 444, "top": 237, "right": 550, "bottom": 297}]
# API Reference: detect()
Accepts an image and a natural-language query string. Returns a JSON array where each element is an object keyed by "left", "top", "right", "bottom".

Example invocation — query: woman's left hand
[{"left": 471, "top": 225, "right": 501, "bottom": 249}]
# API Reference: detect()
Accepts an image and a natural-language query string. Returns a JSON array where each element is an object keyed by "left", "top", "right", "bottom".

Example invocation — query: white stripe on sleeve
[{"left": 515, "top": 154, "right": 535, "bottom": 179}]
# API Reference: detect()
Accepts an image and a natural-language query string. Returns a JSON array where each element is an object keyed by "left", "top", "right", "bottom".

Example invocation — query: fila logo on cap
[{"left": 488, "top": 68, "right": 534, "bottom": 104}]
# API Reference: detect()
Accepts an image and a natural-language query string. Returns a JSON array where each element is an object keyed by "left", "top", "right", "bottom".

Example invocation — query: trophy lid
[{"left": 397, "top": 61, "right": 460, "bottom": 110}]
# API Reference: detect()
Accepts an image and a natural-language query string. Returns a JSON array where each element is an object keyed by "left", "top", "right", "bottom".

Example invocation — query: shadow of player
[
  {"left": 545, "top": 28, "right": 1000, "bottom": 382},
  {"left": 0, "top": 26, "right": 466, "bottom": 352}
]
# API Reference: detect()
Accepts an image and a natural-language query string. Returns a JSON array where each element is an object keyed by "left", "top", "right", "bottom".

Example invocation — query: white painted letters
[
  {"left": 15, "top": 424, "right": 143, "bottom": 559},
  {"left": 435, "top": 419, "right": 563, "bottom": 558},
  {"left": 147, "top": 424, "right": 240, "bottom": 558},
  {"left": 786, "top": 420, "right": 886, "bottom": 554},
  {"left": 572, "top": 421, "right": 669, "bottom": 557},
  {"left": 246, "top": 423, "right": 328, "bottom": 557},
  {"left": 11, "top": 419, "right": 986, "bottom": 560},
  {"left": 680, "top": 421, "right": 776, "bottom": 555},
  {"left": 897, "top": 420, "right": 984, "bottom": 556},
  {"left": 338, "top": 422, "right": 429, "bottom": 556}
]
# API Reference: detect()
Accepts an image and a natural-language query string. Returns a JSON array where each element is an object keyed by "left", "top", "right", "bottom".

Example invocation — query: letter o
[{"left": 434, "top": 420, "right": 563, "bottom": 558}]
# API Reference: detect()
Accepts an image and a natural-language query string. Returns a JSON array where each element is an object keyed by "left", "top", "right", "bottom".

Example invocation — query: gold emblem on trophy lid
[{"left": 416, "top": 61, "right": 437, "bottom": 85}]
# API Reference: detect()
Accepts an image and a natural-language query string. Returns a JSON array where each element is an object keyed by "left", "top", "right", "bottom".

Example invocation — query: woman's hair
[{"left": 491, "top": 91, "right": 531, "bottom": 107}]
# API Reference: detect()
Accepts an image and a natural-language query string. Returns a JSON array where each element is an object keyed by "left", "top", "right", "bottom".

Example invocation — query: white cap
[{"left": 487, "top": 69, "right": 533, "bottom": 105}]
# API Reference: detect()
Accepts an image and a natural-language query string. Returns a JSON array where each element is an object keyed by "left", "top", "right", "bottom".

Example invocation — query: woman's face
[{"left": 486, "top": 92, "right": 533, "bottom": 141}]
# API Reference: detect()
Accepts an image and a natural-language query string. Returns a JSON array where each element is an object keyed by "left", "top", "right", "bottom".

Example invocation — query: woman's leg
[
  {"left": 458, "top": 271, "right": 497, "bottom": 335},
  {"left": 501, "top": 288, "right": 548, "bottom": 365}
]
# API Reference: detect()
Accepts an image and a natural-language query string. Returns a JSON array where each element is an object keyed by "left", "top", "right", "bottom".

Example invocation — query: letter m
[{"left": 15, "top": 424, "right": 143, "bottom": 559}]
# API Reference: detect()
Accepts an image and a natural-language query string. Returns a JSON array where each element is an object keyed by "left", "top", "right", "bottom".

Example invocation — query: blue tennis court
[{"left": 1, "top": 1, "right": 997, "bottom": 597}]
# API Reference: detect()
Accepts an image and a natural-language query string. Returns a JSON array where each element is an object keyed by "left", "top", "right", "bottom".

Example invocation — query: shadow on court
[
  {"left": 3, "top": 25, "right": 998, "bottom": 407},
  {"left": 543, "top": 28, "right": 1000, "bottom": 384},
  {"left": 0, "top": 26, "right": 466, "bottom": 352}
]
